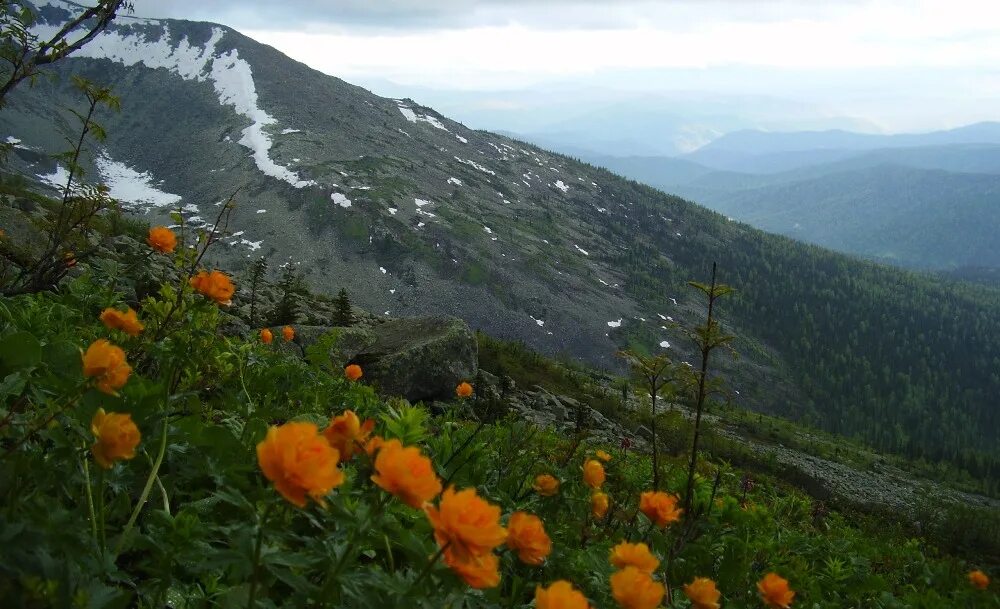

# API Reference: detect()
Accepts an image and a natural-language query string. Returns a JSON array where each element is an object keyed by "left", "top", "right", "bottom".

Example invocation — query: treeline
[{"left": 587, "top": 173, "right": 1000, "bottom": 482}]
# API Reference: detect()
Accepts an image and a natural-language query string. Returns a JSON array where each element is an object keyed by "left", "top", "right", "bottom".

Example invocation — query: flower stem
[
  {"left": 246, "top": 503, "right": 274, "bottom": 609},
  {"left": 113, "top": 414, "right": 168, "bottom": 558},
  {"left": 82, "top": 451, "right": 97, "bottom": 547},
  {"left": 406, "top": 543, "right": 449, "bottom": 596}
]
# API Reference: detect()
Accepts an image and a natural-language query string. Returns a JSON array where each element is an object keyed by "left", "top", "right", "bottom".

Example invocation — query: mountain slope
[{"left": 3, "top": 1, "right": 999, "bottom": 470}]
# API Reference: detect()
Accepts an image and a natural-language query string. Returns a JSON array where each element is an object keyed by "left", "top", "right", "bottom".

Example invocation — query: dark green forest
[{"left": 585, "top": 170, "right": 1000, "bottom": 485}]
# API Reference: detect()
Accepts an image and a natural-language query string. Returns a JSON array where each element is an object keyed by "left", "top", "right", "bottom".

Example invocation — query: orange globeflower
[
  {"left": 90, "top": 408, "right": 141, "bottom": 469},
  {"left": 456, "top": 381, "right": 474, "bottom": 398},
  {"left": 684, "top": 577, "right": 721, "bottom": 609},
  {"left": 592, "top": 491, "right": 610, "bottom": 520},
  {"left": 609, "top": 541, "right": 659, "bottom": 574},
  {"left": 506, "top": 511, "right": 551, "bottom": 566},
  {"left": 82, "top": 339, "right": 131, "bottom": 395},
  {"left": 344, "top": 364, "right": 363, "bottom": 382},
  {"left": 147, "top": 226, "right": 177, "bottom": 253},
  {"left": 444, "top": 549, "right": 500, "bottom": 589},
  {"left": 190, "top": 270, "right": 235, "bottom": 305},
  {"left": 260, "top": 328, "right": 273, "bottom": 344},
  {"left": 536, "top": 581, "right": 591, "bottom": 609},
  {"left": 969, "top": 570, "right": 990, "bottom": 590},
  {"left": 256, "top": 422, "right": 344, "bottom": 508},
  {"left": 596, "top": 449, "right": 612, "bottom": 462},
  {"left": 99, "top": 307, "right": 144, "bottom": 336},
  {"left": 282, "top": 325, "right": 295, "bottom": 341},
  {"left": 610, "top": 566, "right": 665, "bottom": 609},
  {"left": 426, "top": 486, "right": 507, "bottom": 561},
  {"left": 371, "top": 439, "right": 442, "bottom": 508},
  {"left": 583, "top": 459, "right": 606, "bottom": 489},
  {"left": 365, "top": 435, "right": 385, "bottom": 457},
  {"left": 639, "top": 491, "right": 683, "bottom": 528},
  {"left": 322, "top": 410, "right": 375, "bottom": 462},
  {"left": 757, "top": 573, "right": 795, "bottom": 609},
  {"left": 533, "top": 474, "right": 560, "bottom": 496}
]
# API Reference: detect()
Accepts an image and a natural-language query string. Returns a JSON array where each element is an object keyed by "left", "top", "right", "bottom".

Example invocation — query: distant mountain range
[
  {"left": 3, "top": 0, "right": 999, "bottom": 462},
  {"left": 583, "top": 127, "right": 1000, "bottom": 271}
]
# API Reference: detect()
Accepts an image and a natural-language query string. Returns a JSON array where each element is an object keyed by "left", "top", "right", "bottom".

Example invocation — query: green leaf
[{"left": 0, "top": 331, "right": 42, "bottom": 375}]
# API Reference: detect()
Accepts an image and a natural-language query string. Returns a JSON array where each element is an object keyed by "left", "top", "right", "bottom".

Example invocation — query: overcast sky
[{"left": 130, "top": 0, "right": 1000, "bottom": 135}]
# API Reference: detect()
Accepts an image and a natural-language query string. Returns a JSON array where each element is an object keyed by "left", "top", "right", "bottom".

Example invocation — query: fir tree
[
  {"left": 272, "top": 264, "right": 306, "bottom": 325},
  {"left": 332, "top": 288, "right": 354, "bottom": 327},
  {"left": 246, "top": 255, "right": 268, "bottom": 328}
]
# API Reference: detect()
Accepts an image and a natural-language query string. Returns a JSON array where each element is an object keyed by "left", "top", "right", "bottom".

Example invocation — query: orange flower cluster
[
  {"left": 684, "top": 577, "right": 721, "bottom": 609},
  {"left": 100, "top": 307, "right": 144, "bottom": 336},
  {"left": 190, "top": 270, "right": 235, "bottom": 305},
  {"left": 610, "top": 542, "right": 659, "bottom": 574},
  {"left": 969, "top": 569, "right": 990, "bottom": 590},
  {"left": 282, "top": 325, "right": 295, "bottom": 341},
  {"left": 147, "top": 226, "right": 177, "bottom": 253},
  {"left": 533, "top": 474, "right": 559, "bottom": 496},
  {"left": 639, "top": 490, "right": 683, "bottom": 528},
  {"left": 260, "top": 328, "right": 273, "bottom": 344},
  {"left": 90, "top": 408, "right": 141, "bottom": 469},
  {"left": 536, "top": 581, "right": 591, "bottom": 609},
  {"left": 344, "top": 364, "right": 363, "bottom": 382},
  {"left": 256, "top": 422, "right": 344, "bottom": 507},
  {"left": 506, "top": 511, "right": 551, "bottom": 566},
  {"left": 582, "top": 459, "right": 605, "bottom": 489},
  {"left": 371, "top": 439, "right": 442, "bottom": 508},
  {"left": 426, "top": 487, "right": 507, "bottom": 588},
  {"left": 610, "top": 566, "right": 665, "bottom": 609},
  {"left": 456, "top": 381, "right": 473, "bottom": 398},
  {"left": 758, "top": 573, "right": 795, "bottom": 609},
  {"left": 591, "top": 491, "right": 610, "bottom": 519},
  {"left": 322, "top": 410, "right": 375, "bottom": 462},
  {"left": 82, "top": 339, "right": 131, "bottom": 395}
]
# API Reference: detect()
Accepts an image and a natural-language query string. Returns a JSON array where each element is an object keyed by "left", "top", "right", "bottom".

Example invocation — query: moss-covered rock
[{"left": 355, "top": 316, "right": 477, "bottom": 402}]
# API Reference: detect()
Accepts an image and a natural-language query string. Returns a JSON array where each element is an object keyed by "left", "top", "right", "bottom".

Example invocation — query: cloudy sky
[{"left": 132, "top": 1, "right": 1000, "bottom": 141}]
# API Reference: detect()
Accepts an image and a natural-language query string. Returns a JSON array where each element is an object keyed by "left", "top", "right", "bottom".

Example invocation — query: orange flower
[
  {"left": 365, "top": 435, "right": 385, "bottom": 457},
  {"left": 506, "top": 511, "right": 551, "bottom": 566},
  {"left": 99, "top": 307, "right": 144, "bottom": 336},
  {"left": 757, "top": 573, "right": 795, "bottom": 609},
  {"left": 583, "top": 459, "right": 605, "bottom": 489},
  {"left": 256, "top": 422, "right": 344, "bottom": 508},
  {"left": 260, "top": 328, "right": 273, "bottom": 344},
  {"left": 81, "top": 339, "right": 131, "bottom": 395},
  {"left": 282, "top": 325, "right": 295, "bottom": 341},
  {"left": 426, "top": 486, "right": 507, "bottom": 561},
  {"left": 533, "top": 474, "right": 560, "bottom": 496},
  {"left": 610, "top": 542, "right": 659, "bottom": 574},
  {"left": 456, "top": 381, "right": 473, "bottom": 398},
  {"left": 322, "top": 410, "right": 375, "bottom": 462},
  {"left": 344, "top": 364, "right": 363, "bottom": 382},
  {"left": 443, "top": 549, "right": 500, "bottom": 589},
  {"left": 371, "top": 439, "right": 442, "bottom": 508},
  {"left": 90, "top": 408, "right": 140, "bottom": 469},
  {"left": 639, "top": 491, "right": 683, "bottom": 528},
  {"left": 592, "top": 491, "right": 610, "bottom": 519},
  {"left": 610, "top": 566, "right": 665, "bottom": 609},
  {"left": 596, "top": 449, "right": 612, "bottom": 462},
  {"left": 147, "top": 226, "right": 177, "bottom": 253},
  {"left": 190, "top": 270, "right": 235, "bottom": 305},
  {"left": 536, "top": 581, "right": 591, "bottom": 609},
  {"left": 969, "top": 570, "right": 990, "bottom": 590},
  {"left": 684, "top": 577, "right": 721, "bottom": 609}
]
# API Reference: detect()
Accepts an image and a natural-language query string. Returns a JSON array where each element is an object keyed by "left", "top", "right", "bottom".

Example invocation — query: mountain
[
  {"left": 585, "top": 143, "right": 1000, "bottom": 270},
  {"left": 4, "top": 1, "right": 1000, "bottom": 469},
  {"left": 685, "top": 123, "right": 1000, "bottom": 172}
]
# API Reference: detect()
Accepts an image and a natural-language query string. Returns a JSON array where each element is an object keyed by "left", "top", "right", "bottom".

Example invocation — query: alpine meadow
[{"left": 0, "top": 1, "right": 997, "bottom": 608}]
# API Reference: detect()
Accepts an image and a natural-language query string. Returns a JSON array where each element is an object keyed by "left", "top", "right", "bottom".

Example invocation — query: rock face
[{"left": 354, "top": 317, "right": 477, "bottom": 402}]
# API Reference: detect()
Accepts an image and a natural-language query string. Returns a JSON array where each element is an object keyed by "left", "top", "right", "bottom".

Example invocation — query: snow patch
[
  {"left": 447, "top": 177, "right": 463, "bottom": 186},
  {"left": 96, "top": 154, "right": 183, "bottom": 208},
  {"left": 659, "top": 340, "right": 671, "bottom": 349},
  {"left": 607, "top": 319, "right": 622, "bottom": 328},
  {"left": 454, "top": 156, "right": 496, "bottom": 176},
  {"left": 396, "top": 101, "right": 449, "bottom": 131},
  {"left": 331, "top": 192, "right": 352, "bottom": 208},
  {"left": 573, "top": 244, "right": 589, "bottom": 256},
  {"left": 553, "top": 180, "right": 569, "bottom": 193}
]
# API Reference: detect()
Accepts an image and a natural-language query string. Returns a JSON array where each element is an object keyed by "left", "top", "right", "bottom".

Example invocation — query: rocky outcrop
[{"left": 353, "top": 316, "right": 477, "bottom": 402}]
